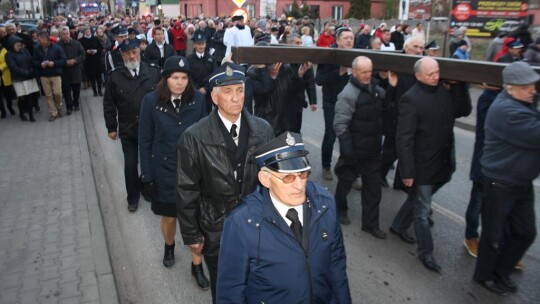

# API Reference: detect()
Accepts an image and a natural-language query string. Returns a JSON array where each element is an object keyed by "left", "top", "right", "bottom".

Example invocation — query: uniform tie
[
  {"left": 230, "top": 124, "right": 238, "bottom": 139},
  {"left": 133, "top": 69, "right": 138, "bottom": 78},
  {"left": 173, "top": 98, "right": 181, "bottom": 110},
  {"left": 286, "top": 208, "right": 302, "bottom": 244}
]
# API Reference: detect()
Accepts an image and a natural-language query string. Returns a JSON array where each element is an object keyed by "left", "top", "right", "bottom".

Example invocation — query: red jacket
[
  {"left": 169, "top": 21, "right": 187, "bottom": 51},
  {"left": 316, "top": 33, "right": 334, "bottom": 47}
]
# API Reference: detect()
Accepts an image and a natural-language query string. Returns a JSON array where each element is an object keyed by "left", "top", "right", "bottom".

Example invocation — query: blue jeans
[
  {"left": 474, "top": 179, "right": 536, "bottom": 280},
  {"left": 120, "top": 138, "right": 141, "bottom": 205},
  {"left": 321, "top": 104, "right": 336, "bottom": 169},
  {"left": 465, "top": 181, "right": 483, "bottom": 239},
  {"left": 391, "top": 183, "right": 443, "bottom": 258}
]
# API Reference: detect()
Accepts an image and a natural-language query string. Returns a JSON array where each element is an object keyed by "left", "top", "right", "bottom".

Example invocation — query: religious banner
[{"left": 450, "top": 0, "right": 529, "bottom": 37}]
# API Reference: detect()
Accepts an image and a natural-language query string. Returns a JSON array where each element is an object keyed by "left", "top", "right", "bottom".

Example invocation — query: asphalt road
[{"left": 83, "top": 87, "right": 540, "bottom": 303}]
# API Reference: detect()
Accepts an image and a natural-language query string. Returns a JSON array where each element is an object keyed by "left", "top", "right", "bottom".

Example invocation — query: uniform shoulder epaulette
[
  {"left": 108, "top": 66, "right": 121, "bottom": 74},
  {"left": 148, "top": 63, "right": 160, "bottom": 69}
]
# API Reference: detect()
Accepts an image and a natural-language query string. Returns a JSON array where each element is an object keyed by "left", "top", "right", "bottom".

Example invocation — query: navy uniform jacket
[
  {"left": 138, "top": 91, "right": 207, "bottom": 203},
  {"left": 217, "top": 182, "right": 352, "bottom": 304},
  {"left": 103, "top": 63, "right": 161, "bottom": 139}
]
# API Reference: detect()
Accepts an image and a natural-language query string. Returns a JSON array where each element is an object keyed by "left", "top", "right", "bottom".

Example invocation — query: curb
[{"left": 78, "top": 93, "right": 120, "bottom": 304}]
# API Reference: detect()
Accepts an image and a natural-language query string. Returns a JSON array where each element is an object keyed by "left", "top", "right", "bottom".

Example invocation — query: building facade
[{"left": 177, "top": 0, "right": 385, "bottom": 20}]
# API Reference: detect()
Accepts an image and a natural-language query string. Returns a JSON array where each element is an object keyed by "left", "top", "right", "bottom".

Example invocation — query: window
[
  {"left": 332, "top": 6, "right": 343, "bottom": 20},
  {"left": 244, "top": 3, "right": 255, "bottom": 19},
  {"left": 198, "top": 4, "right": 202, "bottom": 16}
]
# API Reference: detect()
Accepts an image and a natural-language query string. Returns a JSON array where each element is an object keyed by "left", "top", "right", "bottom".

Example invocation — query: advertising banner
[
  {"left": 450, "top": 0, "right": 529, "bottom": 37},
  {"left": 408, "top": 0, "right": 433, "bottom": 19}
]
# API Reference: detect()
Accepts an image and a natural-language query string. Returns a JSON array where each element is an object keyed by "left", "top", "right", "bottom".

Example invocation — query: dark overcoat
[
  {"left": 397, "top": 81, "right": 471, "bottom": 185},
  {"left": 79, "top": 36, "right": 104, "bottom": 76},
  {"left": 58, "top": 38, "right": 86, "bottom": 84}
]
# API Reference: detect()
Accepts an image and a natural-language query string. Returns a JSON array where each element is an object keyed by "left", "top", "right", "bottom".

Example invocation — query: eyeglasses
[{"left": 264, "top": 170, "right": 310, "bottom": 184}]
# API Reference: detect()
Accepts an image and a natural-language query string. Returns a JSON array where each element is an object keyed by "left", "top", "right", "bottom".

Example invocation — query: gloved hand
[{"left": 142, "top": 181, "right": 159, "bottom": 202}]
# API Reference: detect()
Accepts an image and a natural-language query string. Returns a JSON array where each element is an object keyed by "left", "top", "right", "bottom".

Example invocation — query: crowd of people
[{"left": 1, "top": 11, "right": 538, "bottom": 303}]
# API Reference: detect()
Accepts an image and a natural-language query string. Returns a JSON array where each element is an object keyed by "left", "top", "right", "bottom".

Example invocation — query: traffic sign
[
  {"left": 232, "top": 0, "right": 246, "bottom": 8},
  {"left": 231, "top": 8, "right": 248, "bottom": 22}
]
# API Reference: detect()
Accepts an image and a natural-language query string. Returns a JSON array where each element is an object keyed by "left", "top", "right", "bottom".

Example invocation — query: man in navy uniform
[
  {"left": 176, "top": 62, "right": 274, "bottom": 303},
  {"left": 103, "top": 39, "right": 161, "bottom": 211},
  {"left": 217, "top": 132, "right": 352, "bottom": 303}
]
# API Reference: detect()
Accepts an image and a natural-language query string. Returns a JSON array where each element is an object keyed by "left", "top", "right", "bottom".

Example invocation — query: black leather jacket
[
  {"left": 103, "top": 62, "right": 161, "bottom": 139},
  {"left": 176, "top": 109, "right": 274, "bottom": 256}
]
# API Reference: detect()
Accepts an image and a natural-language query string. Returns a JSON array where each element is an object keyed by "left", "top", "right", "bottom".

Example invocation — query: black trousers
[
  {"left": 380, "top": 135, "right": 397, "bottom": 180},
  {"left": 474, "top": 179, "right": 536, "bottom": 281},
  {"left": 204, "top": 254, "right": 219, "bottom": 304},
  {"left": 0, "top": 85, "right": 15, "bottom": 115},
  {"left": 62, "top": 82, "right": 81, "bottom": 110},
  {"left": 120, "top": 138, "right": 140, "bottom": 205},
  {"left": 334, "top": 155, "right": 382, "bottom": 229},
  {"left": 88, "top": 75, "right": 102, "bottom": 94}
]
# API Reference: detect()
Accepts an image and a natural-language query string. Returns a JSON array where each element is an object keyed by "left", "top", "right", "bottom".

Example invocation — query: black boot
[
  {"left": 29, "top": 112, "right": 36, "bottom": 122},
  {"left": 191, "top": 263, "right": 210, "bottom": 290},
  {"left": 18, "top": 98, "right": 27, "bottom": 121},
  {"left": 163, "top": 243, "right": 175, "bottom": 268}
]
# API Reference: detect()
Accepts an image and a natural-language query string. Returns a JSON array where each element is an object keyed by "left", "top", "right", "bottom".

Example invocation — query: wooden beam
[{"left": 232, "top": 46, "right": 540, "bottom": 86}]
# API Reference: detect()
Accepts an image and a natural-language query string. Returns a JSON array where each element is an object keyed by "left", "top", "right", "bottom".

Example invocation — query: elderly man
[
  {"left": 217, "top": 132, "right": 351, "bottom": 303},
  {"left": 103, "top": 40, "right": 161, "bottom": 212},
  {"left": 424, "top": 40, "right": 440, "bottom": 57},
  {"left": 58, "top": 26, "right": 85, "bottom": 114},
  {"left": 333, "top": 56, "right": 387, "bottom": 239},
  {"left": 355, "top": 25, "right": 372, "bottom": 49},
  {"left": 380, "top": 37, "right": 425, "bottom": 189},
  {"left": 33, "top": 31, "right": 67, "bottom": 122},
  {"left": 390, "top": 57, "right": 471, "bottom": 273},
  {"left": 473, "top": 62, "right": 540, "bottom": 295},
  {"left": 176, "top": 62, "right": 274, "bottom": 303}
]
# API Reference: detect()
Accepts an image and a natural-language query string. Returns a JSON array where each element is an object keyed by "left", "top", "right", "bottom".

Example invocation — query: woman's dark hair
[{"left": 155, "top": 73, "right": 195, "bottom": 106}]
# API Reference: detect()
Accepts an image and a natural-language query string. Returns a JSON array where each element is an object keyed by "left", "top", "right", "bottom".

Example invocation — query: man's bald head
[
  {"left": 414, "top": 57, "right": 439, "bottom": 86},
  {"left": 352, "top": 56, "right": 373, "bottom": 85}
]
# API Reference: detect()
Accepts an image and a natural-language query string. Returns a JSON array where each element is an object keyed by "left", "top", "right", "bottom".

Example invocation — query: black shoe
[
  {"left": 362, "top": 227, "right": 387, "bottom": 239},
  {"left": 419, "top": 256, "right": 441, "bottom": 273},
  {"left": 20, "top": 114, "right": 28, "bottom": 121},
  {"left": 428, "top": 217, "right": 434, "bottom": 227},
  {"left": 74, "top": 106, "right": 80, "bottom": 112},
  {"left": 93, "top": 92, "right": 98, "bottom": 97},
  {"left": 163, "top": 243, "right": 175, "bottom": 268},
  {"left": 192, "top": 263, "right": 210, "bottom": 290},
  {"left": 339, "top": 214, "right": 351, "bottom": 225},
  {"left": 34, "top": 106, "right": 41, "bottom": 113},
  {"left": 127, "top": 203, "right": 138, "bottom": 212},
  {"left": 474, "top": 278, "right": 508, "bottom": 296},
  {"left": 389, "top": 227, "right": 416, "bottom": 244},
  {"left": 0, "top": 113, "right": 5, "bottom": 119},
  {"left": 66, "top": 108, "right": 73, "bottom": 115},
  {"left": 29, "top": 116, "right": 36, "bottom": 122},
  {"left": 8, "top": 108, "right": 15, "bottom": 115},
  {"left": 494, "top": 273, "right": 517, "bottom": 292},
  {"left": 98, "top": 91, "right": 103, "bottom": 96},
  {"left": 381, "top": 178, "right": 389, "bottom": 188}
]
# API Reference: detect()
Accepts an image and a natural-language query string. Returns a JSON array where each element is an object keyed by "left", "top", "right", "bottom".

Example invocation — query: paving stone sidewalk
[{"left": 0, "top": 93, "right": 118, "bottom": 304}]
